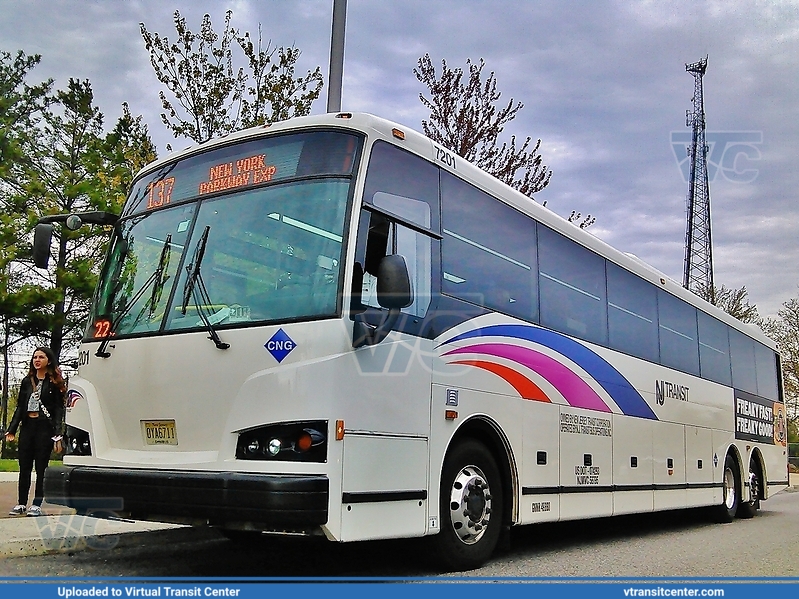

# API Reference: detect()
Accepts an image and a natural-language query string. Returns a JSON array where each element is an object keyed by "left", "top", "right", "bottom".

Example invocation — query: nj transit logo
[{"left": 265, "top": 328, "right": 296, "bottom": 363}]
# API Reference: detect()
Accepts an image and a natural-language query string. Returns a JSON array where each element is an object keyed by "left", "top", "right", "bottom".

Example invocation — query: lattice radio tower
[{"left": 683, "top": 56, "right": 713, "bottom": 297}]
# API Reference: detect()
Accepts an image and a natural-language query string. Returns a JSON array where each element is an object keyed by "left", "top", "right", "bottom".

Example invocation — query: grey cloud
[{"left": 2, "top": 0, "right": 797, "bottom": 317}]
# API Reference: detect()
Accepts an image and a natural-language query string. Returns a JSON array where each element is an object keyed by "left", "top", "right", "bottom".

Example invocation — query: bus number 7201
[{"left": 435, "top": 146, "right": 456, "bottom": 169}]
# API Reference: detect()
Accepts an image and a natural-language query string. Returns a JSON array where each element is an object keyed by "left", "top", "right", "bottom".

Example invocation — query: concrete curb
[
  {"left": 0, "top": 513, "right": 185, "bottom": 558},
  {"left": 1, "top": 473, "right": 185, "bottom": 558}
]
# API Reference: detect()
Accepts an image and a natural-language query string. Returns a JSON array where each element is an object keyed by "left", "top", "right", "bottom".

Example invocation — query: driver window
[
  {"left": 360, "top": 193, "right": 431, "bottom": 318},
  {"left": 354, "top": 141, "right": 439, "bottom": 322},
  {"left": 359, "top": 208, "right": 431, "bottom": 318}
]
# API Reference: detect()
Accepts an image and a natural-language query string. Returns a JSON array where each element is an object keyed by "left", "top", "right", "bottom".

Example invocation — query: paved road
[{"left": 0, "top": 487, "right": 797, "bottom": 578}]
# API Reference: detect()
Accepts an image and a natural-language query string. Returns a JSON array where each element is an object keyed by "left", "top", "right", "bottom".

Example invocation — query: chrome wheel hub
[
  {"left": 723, "top": 467, "right": 736, "bottom": 510},
  {"left": 448, "top": 465, "right": 493, "bottom": 545}
]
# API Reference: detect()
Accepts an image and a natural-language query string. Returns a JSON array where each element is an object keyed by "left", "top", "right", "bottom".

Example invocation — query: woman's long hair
[{"left": 27, "top": 347, "right": 66, "bottom": 393}]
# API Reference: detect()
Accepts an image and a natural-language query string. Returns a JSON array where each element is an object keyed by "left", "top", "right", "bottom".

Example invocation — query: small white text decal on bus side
[{"left": 265, "top": 328, "right": 297, "bottom": 363}]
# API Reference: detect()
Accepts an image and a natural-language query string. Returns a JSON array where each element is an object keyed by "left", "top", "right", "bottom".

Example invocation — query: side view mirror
[
  {"left": 352, "top": 254, "right": 413, "bottom": 347},
  {"left": 376, "top": 254, "right": 413, "bottom": 310},
  {"left": 31, "top": 211, "right": 119, "bottom": 269},
  {"left": 32, "top": 224, "right": 54, "bottom": 269}
]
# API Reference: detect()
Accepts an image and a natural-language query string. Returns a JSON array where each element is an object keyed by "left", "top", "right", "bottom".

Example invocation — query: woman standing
[{"left": 5, "top": 347, "right": 65, "bottom": 516}]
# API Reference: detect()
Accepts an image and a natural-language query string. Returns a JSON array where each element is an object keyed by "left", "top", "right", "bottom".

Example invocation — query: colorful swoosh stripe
[
  {"left": 439, "top": 324, "right": 657, "bottom": 420},
  {"left": 448, "top": 359, "right": 550, "bottom": 402},
  {"left": 66, "top": 389, "right": 83, "bottom": 409}
]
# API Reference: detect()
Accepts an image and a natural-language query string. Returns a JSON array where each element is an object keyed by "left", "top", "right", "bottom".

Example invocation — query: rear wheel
[
  {"left": 429, "top": 439, "right": 504, "bottom": 572},
  {"left": 715, "top": 454, "right": 740, "bottom": 523},
  {"left": 738, "top": 460, "right": 761, "bottom": 519}
]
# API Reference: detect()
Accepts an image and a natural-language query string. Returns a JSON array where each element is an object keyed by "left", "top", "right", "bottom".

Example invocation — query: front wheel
[
  {"left": 715, "top": 454, "right": 740, "bottom": 523},
  {"left": 429, "top": 439, "right": 504, "bottom": 572}
]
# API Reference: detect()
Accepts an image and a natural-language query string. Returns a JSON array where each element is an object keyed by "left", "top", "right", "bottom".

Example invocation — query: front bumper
[{"left": 44, "top": 465, "right": 329, "bottom": 530}]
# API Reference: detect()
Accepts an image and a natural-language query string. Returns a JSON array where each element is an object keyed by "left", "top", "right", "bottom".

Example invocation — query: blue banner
[{"left": 1, "top": 580, "right": 799, "bottom": 599}]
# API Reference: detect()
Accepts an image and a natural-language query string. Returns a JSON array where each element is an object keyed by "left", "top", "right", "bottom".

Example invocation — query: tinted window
[
  {"left": 441, "top": 172, "right": 536, "bottom": 321},
  {"left": 729, "top": 328, "right": 758, "bottom": 394},
  {"left": 607, "top": 262, "right": 658, "bottom": 362},
  {"left": 126, "top": 131, "right": 360, "bottom": 217},
  {"left": 362, "top": 141, "right": 440, "bottom": 232},
  {"left": 539, "top": 227, "right": 607, "bottom": 345},
  {"left": 698, "top": 311, "right": 732, "bottom": 385},
  {"left": 357, "top": 142, "right": 438, "bottom": 322},
  {"left": 755, "top": 342, "right": 779, "bottom": 400},
  {"left": 658, "top": 290, "right": 699, "bottom": 375},
  {"left": 166, "top": 180, "right": 349, "bottom": 331},
  {"left": 359, "top": 206, "right": 432, "bottom": 319}
]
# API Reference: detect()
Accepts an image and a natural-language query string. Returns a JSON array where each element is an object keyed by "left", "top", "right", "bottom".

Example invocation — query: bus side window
[
  {"left": 354, "top": 140, "right": 439, "bottom": 327},
  {"left": 355, "top": 209, "right": 431, "bottom": 319},
  {"left": 440, "top": 170, "right": 536, "bottom": 322}
]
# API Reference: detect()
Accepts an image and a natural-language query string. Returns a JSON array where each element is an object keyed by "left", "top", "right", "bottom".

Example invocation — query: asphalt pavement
[
  {"left": 1, "top": 471, "right": 797, "bottom": 560},
  {"left": 0, "top": 472, "right": 181, "bottom": 558}
]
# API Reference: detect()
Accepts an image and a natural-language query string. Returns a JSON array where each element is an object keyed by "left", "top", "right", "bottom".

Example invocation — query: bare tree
[
  {"left": 762, "top": 296, "right": 799, "bottom": 430},
  {"left": 698, "top": 284, "right": 761, "bottom": 324},
  {"left": 414, "top": 54, "right": 552, "bottom": 198},
  {"left": 140, "top": 10, "right": 323, "bottom": 145}
]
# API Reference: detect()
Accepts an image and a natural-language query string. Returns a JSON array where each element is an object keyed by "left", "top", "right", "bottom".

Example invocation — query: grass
[
  {"left": 0, "top": 458, "right": 62, "bottom": 472},
  {"left": 0, "top": 459, "right": 19, "bottom": 472}
]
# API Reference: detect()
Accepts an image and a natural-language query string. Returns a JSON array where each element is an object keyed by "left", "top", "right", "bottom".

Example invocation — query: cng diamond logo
[{"left": 265, "top": 328, "right": 296, "bottom": 363}]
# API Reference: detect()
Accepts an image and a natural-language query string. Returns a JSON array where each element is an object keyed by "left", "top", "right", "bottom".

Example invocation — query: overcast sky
[{"left": 2, "top": 0, "right": 798, "bottom": 317}]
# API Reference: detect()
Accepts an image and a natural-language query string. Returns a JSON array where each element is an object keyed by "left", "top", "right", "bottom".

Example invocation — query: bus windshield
[{"left": 87, "top": 130, "right": 360, "bottom": 340}]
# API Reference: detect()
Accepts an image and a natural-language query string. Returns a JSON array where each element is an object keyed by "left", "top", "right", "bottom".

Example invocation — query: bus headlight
[
  {"left": 267, "top": 438, "right": 282, "bottom": 456},
  {"left": 236, "top": 420, "right": 327, "bottom": 462},
  {"left": 66, "top": 425, "right": 92, "bottom": 456}
]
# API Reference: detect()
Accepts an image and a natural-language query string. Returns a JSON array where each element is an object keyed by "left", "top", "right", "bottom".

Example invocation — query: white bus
[{"left": 39, "top": 112, "right": 788, "bottom": 571}]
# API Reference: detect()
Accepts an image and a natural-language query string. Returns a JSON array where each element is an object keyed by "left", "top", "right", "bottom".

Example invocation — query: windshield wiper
[
  {"left": 123, "top": 233, "right": 173, "bottom": 333},
  {"left": 149, "top": 234, "right": 172, "bottom": 318},
  {"left": 96, "top": 234, "right": 172, "bottom": 358},
  {"left": 180, "top": 226, "right": 229, "bottom": 350}
]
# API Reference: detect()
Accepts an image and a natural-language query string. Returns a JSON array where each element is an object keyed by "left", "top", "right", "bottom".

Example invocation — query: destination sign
[
  {"left": 198, "top": 154, "right": 277, "bottom": 195},
  {"left": 122, "top": 131, "right": 360, "bottom": 217}
]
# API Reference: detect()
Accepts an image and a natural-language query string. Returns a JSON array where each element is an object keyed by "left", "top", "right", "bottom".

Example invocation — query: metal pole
[{"left": 327, "top": 0, "right": 347, "bottom": 112}]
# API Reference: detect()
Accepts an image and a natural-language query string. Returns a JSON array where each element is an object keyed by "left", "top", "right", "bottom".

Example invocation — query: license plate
[{"left": 141, "top": 420, "right": 178, "bottom": 446}]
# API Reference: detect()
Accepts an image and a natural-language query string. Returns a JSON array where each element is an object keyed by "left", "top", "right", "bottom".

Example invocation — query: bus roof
[{"left": 135, "top": 112, "right": 776, "bottom": 350}]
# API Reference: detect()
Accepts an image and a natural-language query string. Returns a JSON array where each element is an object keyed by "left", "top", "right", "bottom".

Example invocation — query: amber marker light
[
  {"left": 445, "top": 410, "right": 458, "bottom": 420},
  {"left": 335, "top": 420, "right": 345, "bottom": 440},
  {"left": 391, "top": 128, "right": 405, "bottom": 140},
  {"left": 296, "top": 431, "right": 313, "bottom": 452}
]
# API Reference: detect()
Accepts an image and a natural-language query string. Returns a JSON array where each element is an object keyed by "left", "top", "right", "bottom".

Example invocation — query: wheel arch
[
  {"left": 445, "top": 415, "right": 519, "bottom": 526},
  {"left": 726, "top": 444, "right": 745, "bottom": 499}
]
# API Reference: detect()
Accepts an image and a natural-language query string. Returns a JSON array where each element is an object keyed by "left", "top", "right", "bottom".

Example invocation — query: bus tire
[
  {"left": 715, "top": 454, "right": 740, "bottom": 523},
  {"left": 430, "top": 439, "right": 504, "bottom": 572},
  {"left": 738, "top": 460, "right": 761, "bottom": 519}
]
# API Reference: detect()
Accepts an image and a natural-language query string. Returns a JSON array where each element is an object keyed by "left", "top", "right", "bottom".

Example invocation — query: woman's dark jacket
[{"left": 8, "top": 376, "right": 65, "bottom": 437}]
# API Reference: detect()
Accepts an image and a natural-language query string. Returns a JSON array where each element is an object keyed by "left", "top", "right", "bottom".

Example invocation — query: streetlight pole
[{"left": 327, "top": 0, "right": 347, "bottom": 112}]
